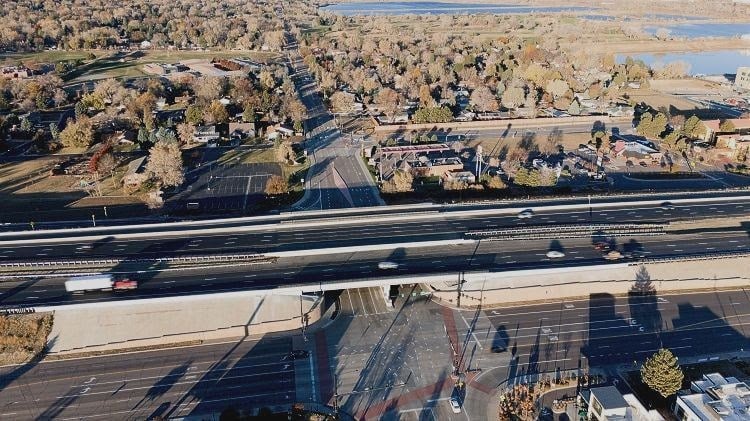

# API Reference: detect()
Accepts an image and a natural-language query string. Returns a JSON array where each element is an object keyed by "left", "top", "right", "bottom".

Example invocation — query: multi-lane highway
[
  {"left": 2, "top": 226, "right": 749, "bottom": 307},
  {"left": 1, "top": 194, "right": 749, "bottom": 261}
]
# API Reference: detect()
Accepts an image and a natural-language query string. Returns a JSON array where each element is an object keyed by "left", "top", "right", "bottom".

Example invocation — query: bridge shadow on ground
[{"left": 583, "top": 272, "right": 750, "bottom": 368}]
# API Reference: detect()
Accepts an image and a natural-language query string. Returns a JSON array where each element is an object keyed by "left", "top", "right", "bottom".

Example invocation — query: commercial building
[
  {"left": 581, "top": 385, "right": 663, "bottom": 421},
  {"left": 674, "top": 373, "right": 750, "bottom": 421},
  {"left": 736, "top": 67, "right": 750, "bottom": 90}
]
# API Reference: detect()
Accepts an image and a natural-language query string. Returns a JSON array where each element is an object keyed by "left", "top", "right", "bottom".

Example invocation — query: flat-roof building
[{"left": 675, "top": 373, "right": 750, "bottom": 421}]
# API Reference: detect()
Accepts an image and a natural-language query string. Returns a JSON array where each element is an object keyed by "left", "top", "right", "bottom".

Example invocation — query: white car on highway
[
  {"left": 378, "top": 261, "right": 399, "bottom": 270},
  {"left": 546, "top": 251, "right": 565, "bottom": 259}
]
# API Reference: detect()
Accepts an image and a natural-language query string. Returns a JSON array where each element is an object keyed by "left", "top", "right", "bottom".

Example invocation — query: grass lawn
[
  {"left": 58, "top": 49, "right": 280, "bottom": 84},
  {"left": 0, "top": 50, "right": 91, "bottom": 66},
  {"left": 0, "top": 313, "right": 54, "bottom": 365},
  {"left": 0, "top": 157, "right": 148, "bottom": 223}
]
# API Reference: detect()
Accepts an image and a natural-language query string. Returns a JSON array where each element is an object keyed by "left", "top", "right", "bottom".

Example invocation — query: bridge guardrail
[
  {"left": 0, "top": 253, "right": 275, "bottom": 269},
  {"left": 465, "top": 224, "right": 666, "bottom": 240}
]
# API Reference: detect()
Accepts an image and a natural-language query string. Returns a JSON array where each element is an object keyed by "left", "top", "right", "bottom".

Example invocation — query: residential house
[
  {"left": 122, "top": 156, "right": 148, "bottom": 189},
  {"left": 194, "top": 125, "right": 220, "bottom": 144},
  {"left": 581, "top": 385, "right": 663, "bottom": 421},
  {"left": 266, "top": 124, "right": 295, "bottom": 141},
  {"left": 114, "top": 130, "right": 137, "bottom": 145},
  {"left": 376, "top": 113, "right": 409, "bottom": 124},
  {"left": 702, "top": 118, "right": 750, "bottom": 143},
  {"left": 606, "top": 105, "right": 635, "bottom": 117},
  {"left": 444, "top": 170, "right": 475, "bottom": 183},
  {"left": 674, "top": 372, "right": 750, "bottom": 421},
  {"left": 409, "top": 156, "right": 464, "bottom": 178},
  {"left": 1, "top": 66, "right": 31, "bottom": 79},
  {"left": 229, "top": 122, "right": 256, "bottom": 140}
]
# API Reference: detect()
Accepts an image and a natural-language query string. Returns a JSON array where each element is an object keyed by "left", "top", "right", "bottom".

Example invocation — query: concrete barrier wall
[
  {"left": 46, "top": 293, "right": 322, "bottom": 354},
  {"left": 373, "top": 115, "right": 632, "bottom": 134},
  {"left": 431, "top": 257, "right": 750, "bottom": 307}
]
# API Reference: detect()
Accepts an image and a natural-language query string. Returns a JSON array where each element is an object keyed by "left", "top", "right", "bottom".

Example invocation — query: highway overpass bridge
[{"left": 0, "top": 191, "right": 748, "bottom": 311}]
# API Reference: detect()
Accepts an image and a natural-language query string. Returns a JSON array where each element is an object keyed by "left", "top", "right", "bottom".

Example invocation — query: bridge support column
[{"left": 382, "top": 285, "right": 393, "bottom": 308}]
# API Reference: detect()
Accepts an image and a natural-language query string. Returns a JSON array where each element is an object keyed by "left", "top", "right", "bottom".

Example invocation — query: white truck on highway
[{"left": 65, "top": 275, "right": 138, "bottom": 293}]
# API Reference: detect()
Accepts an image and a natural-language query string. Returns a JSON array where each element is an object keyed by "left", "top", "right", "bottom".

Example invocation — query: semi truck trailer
[{"left": 64, "top": 275, "right": 138, "bottom": 293}]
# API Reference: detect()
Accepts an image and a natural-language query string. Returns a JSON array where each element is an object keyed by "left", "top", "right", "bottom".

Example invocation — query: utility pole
[
  {"left": 456, "top": 271, "right": 464, "bottom": 308},
  {"left": 475, "top": 145, "right": 483, "bottom": 182}
]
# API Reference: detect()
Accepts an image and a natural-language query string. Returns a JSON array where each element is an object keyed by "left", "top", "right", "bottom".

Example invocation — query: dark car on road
[{"left": 283, "top": 350, "right": 310, "bottom": 360}]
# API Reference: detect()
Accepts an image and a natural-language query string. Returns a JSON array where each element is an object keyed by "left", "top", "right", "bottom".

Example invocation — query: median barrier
[
  {"left": 0, "top": 253, "right": 276, "bottom": 270},
  {"left": 466, "top": 223, "right": 666, "bottom": 240}
]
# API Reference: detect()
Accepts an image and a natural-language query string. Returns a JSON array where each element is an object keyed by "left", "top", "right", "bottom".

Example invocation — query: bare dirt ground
[
  {"left": 648, "top": 79, "right": 736, "bottom": 96},
  {"left": 0, "top": 313, "right": 53, "bottom": 365},
  {"left": 574, "top": 38, "right": 750, "bottom": 55},
  {"left": 469, "top": 131, "right": 592, "bottom": 158}
]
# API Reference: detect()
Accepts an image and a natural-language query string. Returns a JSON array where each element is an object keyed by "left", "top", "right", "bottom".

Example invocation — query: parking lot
[{"left": 172, "top": 163, "right": 281, "bottom": 212}]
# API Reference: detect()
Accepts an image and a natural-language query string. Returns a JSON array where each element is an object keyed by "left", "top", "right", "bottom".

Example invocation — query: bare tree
[
  {"left": 146, "top": 141, "right": 184, "bottom": 188},
  {"left": 470, "top": 86, "right": 499, "bottom": 112},
  {"left": 376, "top": 88, "right": 400, "bottom": 122},
  {"left": 330, "top": 91, "right": 355, "bottom": 114},
  {"left": 501, "top": 87, "right": 525, "bottom": 110},
  {"left": 265, "top": 175, "right": 289, "bottom": 195},
  {"left": 176, "top": 122, "right": 195, "bottom": 146}
]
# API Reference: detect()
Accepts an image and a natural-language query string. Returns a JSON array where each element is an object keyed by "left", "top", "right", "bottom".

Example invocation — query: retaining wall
[
  {"left": 46, "top": 293, "right": 323, "bottom": 354},
  {"left": 431, "top": 257, "right": 750, "bottom": 307}
]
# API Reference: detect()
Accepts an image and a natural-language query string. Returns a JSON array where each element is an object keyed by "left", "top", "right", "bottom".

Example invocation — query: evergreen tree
[{"left": 641, "top": 348, "right": 684, "bottom": 398}]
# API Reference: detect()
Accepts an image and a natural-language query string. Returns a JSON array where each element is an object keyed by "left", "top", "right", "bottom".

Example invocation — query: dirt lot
[
  {"left": 0, "top": 313, "right": 53, "bottom": 365},
  {"left": 648, "top": 79, "right": 735, "bottom": 96},
  {"left": 470, "top": 131, "right": 593, "bottom": 157},
  {"left": 575, "top": 38, "right": 750, "bottom": 55}
]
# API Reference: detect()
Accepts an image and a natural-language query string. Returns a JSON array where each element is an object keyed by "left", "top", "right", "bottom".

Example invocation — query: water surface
[
  {"left": 321, "top": 1, "right": 588, "bottom": 15},
  {"left": 617, "top": 50, "right": 750, "bottom": 76}
]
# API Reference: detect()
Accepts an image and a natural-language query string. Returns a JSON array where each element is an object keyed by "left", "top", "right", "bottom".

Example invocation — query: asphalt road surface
[
  {"left": 1, "top": 196, "right": 749, "bottom": 262},
  {"left": 2, "top": 227, "right": 749, "bottom": 307},
  {"left": 2, "top": 288, "right": 750, "bottom": 420},
  {"left": 285, "top": 30, "right": 382, "bottom": 210},
  {"left": 0, "top": 336, "right": 297, "bottom": 420}
]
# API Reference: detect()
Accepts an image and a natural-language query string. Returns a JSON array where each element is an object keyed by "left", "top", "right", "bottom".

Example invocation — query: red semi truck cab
[{"left": 113, "top": 279, "right": 138, "bottom": 291}]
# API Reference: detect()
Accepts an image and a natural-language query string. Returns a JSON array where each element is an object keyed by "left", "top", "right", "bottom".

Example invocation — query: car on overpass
[
  {"left": 604, "top": 250, "right": 623, "bottom": 260},
  {"left": 378, "top": 261, "right": 399, "bottom": 270},
  {"left": 517, "top": 209, "right": 534, "bottom": 219}
]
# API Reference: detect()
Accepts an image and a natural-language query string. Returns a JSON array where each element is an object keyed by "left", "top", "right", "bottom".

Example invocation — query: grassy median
[{"left": 0, "top": 313, "right": 54, "bottom": 365}]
